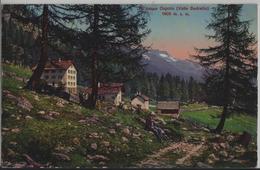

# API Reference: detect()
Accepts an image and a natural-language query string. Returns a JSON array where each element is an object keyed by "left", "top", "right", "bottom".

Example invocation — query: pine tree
[
  {"left": 194, "top": 5, "right": 257, "bottom": 133},
  {"left": 70, "top": 5, "right": 150, "bottom": 108}
]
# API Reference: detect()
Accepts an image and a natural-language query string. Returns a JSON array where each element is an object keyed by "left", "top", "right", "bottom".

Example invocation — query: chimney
[
  {"left": 98, "top": 82, "right": 100, "bottom": 88},
  {"left": 58, "top": 58, "right": 61, "bottom": 62}
]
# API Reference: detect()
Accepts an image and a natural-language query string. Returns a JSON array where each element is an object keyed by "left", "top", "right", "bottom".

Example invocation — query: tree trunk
[
  {"left": 214, "top": 5, "right": 231, "bottom": 133},
  {"left": 26, "top": 5, "right": 48, "bottom": 89},
  {"left": 89, "top": 5, "right": 99, "bottom": 109}
]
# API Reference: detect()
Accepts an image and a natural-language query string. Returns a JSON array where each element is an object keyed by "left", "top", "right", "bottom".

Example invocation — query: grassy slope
[
  {"left": 2, "top": 64, "right": 172, "bottom": 168},
  {"left": 181, "top": 106, "right": 257, "bottom": 138},
  {"left": 2, "top": 64, "right": 257, "bottom": 168}
]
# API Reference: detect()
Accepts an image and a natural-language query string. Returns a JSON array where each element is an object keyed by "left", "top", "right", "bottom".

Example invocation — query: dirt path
[{"left": 137, "top": 142, "right": 205, "bottom": 168}]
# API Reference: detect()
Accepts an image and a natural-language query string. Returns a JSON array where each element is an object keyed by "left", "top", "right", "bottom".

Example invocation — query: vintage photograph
[{"left": 1, "top": 3, "right": 258, "bottom": 168}]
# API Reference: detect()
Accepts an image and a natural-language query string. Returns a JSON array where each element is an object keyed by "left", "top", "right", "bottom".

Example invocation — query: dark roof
[
  {"left": 157, "top": 101, "right": 179, "bottom": 110},
  {"left": 84, "top": 83, "right": 123, "bottom": 95},
  {"left": 131, "top": 94, "right": 149, "bottom": 101},
  {"left": 32, "top": 59, "right": 76, "bottom": 71}
]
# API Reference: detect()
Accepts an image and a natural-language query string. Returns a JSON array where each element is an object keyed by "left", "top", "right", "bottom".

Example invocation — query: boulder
[
  {"left": 115, "top": 123, "right": 121, "bottom": 127},
  {"left": 87, "top": 155, "right": 109, "bottom": 161},
  {"left": 25, "top": 115, "right": 33, "bottom": 120},
  {"left": 219, "top": 150, "right": 228, "bottom": 158},
  {"left": 11, "top": 128, "right": 20, "bottom": 133},
  {"left": 33, "top": 95, "right": 40, "bottom": 101},
  {"left": 41, "top": 115, "right": 54, "bottom": 120},
  {"left": 108, "top": 129, "right": 116, "bottom": 135},
  {"left": 101, "top": 141, "right": 110, "bottom": 147},
  {"left": 52, "top": 152, "right": 71, "bottom": 161},
  {"left": 89, "top": 132, "right": 100, "bottom": 139},
  {"left": 91, "top": 143, "right": 98, "bottom": 150},
  {"left": 56, "top": 102, "right": 64, "bottom": 108},
  {"left": 48, "top": 111, "right": 60, "bottom": 117},
  {"left": 14, "top": 162, "right": 27, "bottom": 168},
  {"left": 38, "top": 111, "right": 45, "bottom": 115},
  {"left": 17, "top": 97, "right": 33, "bottom": 112},
  {"left": 7, "top": 148, "right": 16, "bottom": 158},
  {"left": 122, "top": 136, "right": 129, "bottom": 143},
  {"left": 72, "top": 137, "right": 81, "bottom": 146},
  {"left": 122, "top": 128, "right": 130, "bottom": 136}
]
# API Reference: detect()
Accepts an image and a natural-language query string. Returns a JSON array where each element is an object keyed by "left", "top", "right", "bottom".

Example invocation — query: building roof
[
  {"left": 131, "top": 94, "right": 149, "bottom": 101},
  {"left": 157, "top": 101, "right": 180, "bottom": 110},
  {"left": 84, "top": 83, "right": 123, "bottom": 95},
  {"left": 32, "top": 59, "right": 76, "bottom": 71}
]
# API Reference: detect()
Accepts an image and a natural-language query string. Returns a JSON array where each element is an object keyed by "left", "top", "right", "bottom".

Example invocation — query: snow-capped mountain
[{"left": 142, "top": 50, "right": 204, "bottom": 82}]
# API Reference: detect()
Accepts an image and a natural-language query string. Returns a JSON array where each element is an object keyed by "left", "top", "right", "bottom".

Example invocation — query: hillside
[{"left": 1, "top": 63, "right": 257, "bottom": 168}]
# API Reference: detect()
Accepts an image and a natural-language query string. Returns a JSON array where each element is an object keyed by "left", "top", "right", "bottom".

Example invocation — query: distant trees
[
  {"left": 127, "top": 73, "right": 205, "bottom": 103},
  {"left": 194, "top": 5, "right": 257, "bottom": 133}
]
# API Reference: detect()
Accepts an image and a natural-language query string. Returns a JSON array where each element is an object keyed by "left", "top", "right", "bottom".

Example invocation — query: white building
[
  {"left": 131, "top": 93, "right": 149, "bottom": 110},
  {"left": 33, "top": 59, "right": 77, "bottom": 94}
]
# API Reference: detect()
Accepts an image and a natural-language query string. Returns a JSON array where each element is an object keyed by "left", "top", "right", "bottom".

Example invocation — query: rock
[
  {"left": 148, "top": 139, "right": 153, "bottom": 143},
  {"left": 25, "top": 115, "right": 33, "bottom": 120},
  {"left": 16, "top": 116, "right": 21, "bottom": 120},
  {"left": 38, "top": 111, "right": 45, "bottom": 115},
  {"left": 56, "top": 102, "right": 64, "bottom": 108},
  {"left": 219, "top": 150, "right": 228, "bottom": 158},
  {"left": 52, "top": 152, "right": 71, "bottom": 161},
  {"left": 34, "top": 95, "right": 40, "bottom": 101},
  {"left": 197, "top": 162, "right": 213, "bottom": 168},
  {"left": 89, "top": 132, "right": 100, "bottom": 139},
  {"left": 101, "top": 141, "right": 110, "bottom": 147},
  {"left": 10, "top": 141, "right": 17, "bottom": 145},
  {"left": 42, "top": 115, "right": 54, "bottom": 120},
  {"left": 2, "top": 127, "right": 10, "bottom": 131},
  {"left": 208, "top": 153, "right": 219, "bottom": 161},
  {"left": 17, "top": 97, "right": 33, "bottom": 111},
  {"left": 227, "top": 134, "right": 235, "bottom": 142},
  {"left": 87, "top": 155, "right": 109, "bottom": 161},
  {"left": 122, "top": 136, "right": 129, "bottom": 143},
  {"left": 91, "top": 143, "right": 98, "bottom": 150},
  {"left": 219, "top": 143, "right": 226, "bottom": 149},
  {"left": 48, "top": 111, "right": 60, "bottom": 117},
  {"left": 182, "top": 127, "right": 188, "bottom": 131},
  {"left": 11, "top": 128, "right": 20, "bottom": 133},
  {"left": 122, "top": 128, "right": 130, "bottom": 136},
  {"left": 231, "top": 159, "right": 243, "bottom": 164},
  {"left": 23, "top": 154, "right": 45, "bottom": 168},
  {"left": 115, "top": 123, "right": 121, "bottom": 127},
  {"left": 78, "top": 119, "right": 87, "bottom": 123},
  {"left": 99, "top": 161, "right": 106, "bottom": 165},
  {"left": 14, "top": 162, "right": 27, "bottom": 168},
  {"left": 72, "top": 137, "right": 81, "bottom": 146},
  {"left": 201, "top": 127, "right": 210, "bottom": 132},
  {"left": 206, "top": 158, "right": 214, "bottom": 164},
  {"left": 108, "top": 129, "right": 116, "bottom": 134},
  {"left": 7, "top": 148, "right": 16, "bottom": 158}
]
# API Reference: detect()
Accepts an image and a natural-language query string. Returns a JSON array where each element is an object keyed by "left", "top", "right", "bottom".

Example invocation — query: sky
[{"left": 142, "top": 4, "right": 258, "bottom": 60}]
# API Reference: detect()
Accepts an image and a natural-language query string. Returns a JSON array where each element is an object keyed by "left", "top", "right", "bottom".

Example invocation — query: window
[
  {"left": 59, "top": 70, "right": 62, "bottom": 73},
  {"left": 51, "top": 75, "right": 56, "bottom": 79},
  {"left": 58, "top": 76, "right": 62, "bottom": 79},
  {"left": 45, "top": 70, "right": 49, "bottom": 74},
  {"left": 51, "top": 70, "right": 56, "bottom": 73},
  {"left": 44, "top": 75, "right": 49, "bottom": 79}
]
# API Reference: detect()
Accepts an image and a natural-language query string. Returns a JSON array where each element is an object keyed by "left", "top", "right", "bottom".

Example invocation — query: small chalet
[
  {"left": 84, "top": 83, "right": 123, "bottom": 106},
  {"left": 131, "top": 93, "right": 149, "bottom": 110},
  {"left": 156, "top": 101, "right": 180, "bottom": 118},
  {"left": 32, "top": 59, "right": 77, "bottom": 94}
]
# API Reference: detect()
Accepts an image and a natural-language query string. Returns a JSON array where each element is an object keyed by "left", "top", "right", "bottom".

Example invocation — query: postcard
[{"left": 1, "top": 1, "right": 258, "bottom": 168}]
